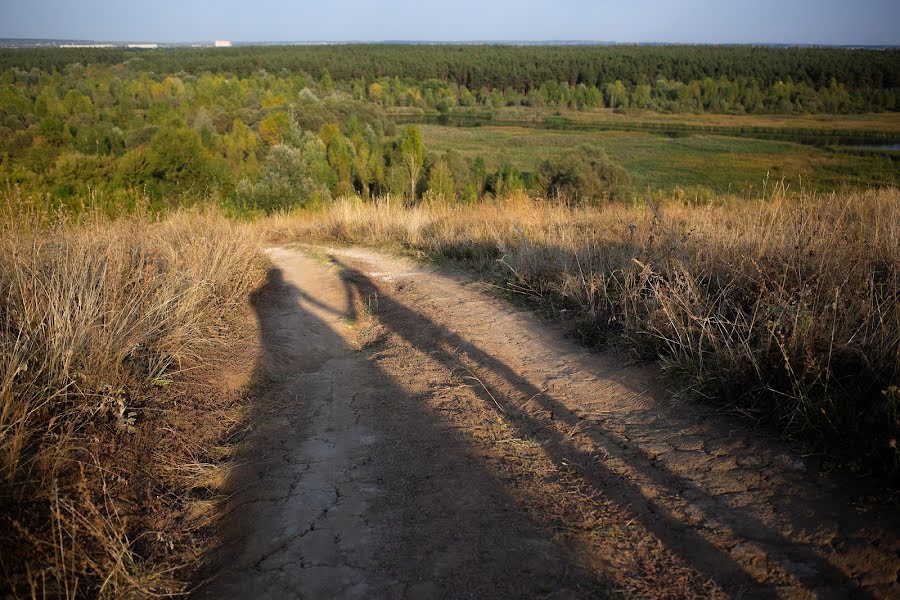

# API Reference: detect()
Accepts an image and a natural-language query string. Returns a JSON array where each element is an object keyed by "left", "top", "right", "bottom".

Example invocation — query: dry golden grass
[
  {"left": 0, "top": 195, "right": 266, "bottom": 597},
  {"left": 2, "top": 183, "right": 897, "bottom": 593},
  {"left": 268, "top": 189, "right": 900, "bottom": 469}
]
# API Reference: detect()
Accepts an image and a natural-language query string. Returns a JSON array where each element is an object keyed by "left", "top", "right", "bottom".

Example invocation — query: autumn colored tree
[{"left": 258, "top": 111, "right": 293, "bottom": 146}]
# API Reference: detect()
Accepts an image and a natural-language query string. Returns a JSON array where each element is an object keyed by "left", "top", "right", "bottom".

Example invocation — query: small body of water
[
  {"left": 396, "top": 113, "right": 900, "bottom": 149},
  {"left": 855, "top": 143, "right": 900, "bottom": 151}
]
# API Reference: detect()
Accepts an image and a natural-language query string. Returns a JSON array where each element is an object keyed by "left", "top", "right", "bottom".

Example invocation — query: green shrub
[
  {"left": 236, "top": 138, "right": 334, "bottom": 212},
  {"left": 538, "top": 145, "right": 631, "bottom": 204},
  {"left": 116, "top": 127, "right": 227, "bottom": 200}
]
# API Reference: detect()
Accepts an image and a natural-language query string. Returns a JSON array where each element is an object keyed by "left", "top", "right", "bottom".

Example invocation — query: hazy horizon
[
  {"left": 1, "top": 1, "right": 898, "bottom": 47},
  {"left": 2, "top": 39, "right": 899, "bottom": 48}
]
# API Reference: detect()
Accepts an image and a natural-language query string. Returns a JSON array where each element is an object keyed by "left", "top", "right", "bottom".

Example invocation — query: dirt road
[{"left": 197, "top": 245, "right": 899, "bottom": 599}]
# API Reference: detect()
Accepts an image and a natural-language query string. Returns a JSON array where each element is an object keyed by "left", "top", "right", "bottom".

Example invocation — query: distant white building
[
  {"left": 214, "top": 40, "right": 233, "bottom": 48},
  {"left": 127, "top": 44, "right": 159, "bottom": 49}
]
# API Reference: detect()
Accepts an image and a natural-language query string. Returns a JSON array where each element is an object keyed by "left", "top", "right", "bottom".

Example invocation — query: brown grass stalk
[{"left": 1, "top": 195, "right": 266, "bottom": 596}]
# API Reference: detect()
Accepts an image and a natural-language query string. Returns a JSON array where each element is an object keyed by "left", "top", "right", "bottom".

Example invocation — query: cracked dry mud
[{"left": 196, "top": 246, "right": 899, "bottom": 599}]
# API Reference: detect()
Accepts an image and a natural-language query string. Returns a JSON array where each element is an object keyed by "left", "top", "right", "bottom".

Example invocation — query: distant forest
[
  {"left": 2, "top": 45, "right": 898, "bottom": 87},
  {"left": 1, "top": 45, "right": 898, "bottom": 111}
]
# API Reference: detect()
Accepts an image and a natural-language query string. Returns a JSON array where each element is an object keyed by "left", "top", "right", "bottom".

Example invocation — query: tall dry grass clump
[
  {"left": 272, "top": 189, "right": 900, "bottom": 469},
  {"left": 0, "top": 198, "right": 265, "bottom": 596}
]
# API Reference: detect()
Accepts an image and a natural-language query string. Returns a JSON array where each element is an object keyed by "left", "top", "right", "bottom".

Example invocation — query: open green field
[
  {"left": 482, "top": 108, "right": 900, "bottom": 134},
  {"left": 393, "top": 108, "right": 900, "bottom": 145},
  {"left": 419, "top": 124, "right": 899, "bottom": 194}
]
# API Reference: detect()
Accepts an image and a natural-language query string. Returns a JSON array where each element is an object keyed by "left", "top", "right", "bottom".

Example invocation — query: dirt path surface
[{"left": 197, "top": 245, "right": 899, "bottom": 599}]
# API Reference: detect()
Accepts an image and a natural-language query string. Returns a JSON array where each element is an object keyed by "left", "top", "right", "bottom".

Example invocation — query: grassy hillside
[
  {"left": 0, "top": 201, "right": 265, "bottom": 596},
  {"left": 267, "top": 190, "right": 900, "bottom": 472}
]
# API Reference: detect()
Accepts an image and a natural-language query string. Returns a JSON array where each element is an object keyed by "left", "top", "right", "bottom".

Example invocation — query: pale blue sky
[{"left": 1, "top": 0, "right": 897, "bottom": 45}]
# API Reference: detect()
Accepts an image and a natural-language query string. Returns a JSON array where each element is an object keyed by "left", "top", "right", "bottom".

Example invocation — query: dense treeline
[
  {"left": 2, "top": 45, "right": 897, "bottom": 91},
  {"left": 0, "top": 47, "right": 129, "bottom": 72},
  {"left": 370, "top": 75, "right": 885, "bottom": 114},
  {"left": 1, "top": 45, "right": 896, "bottom": 114}
]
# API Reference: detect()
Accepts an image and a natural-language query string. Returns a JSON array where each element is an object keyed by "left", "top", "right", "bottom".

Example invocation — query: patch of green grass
[
  {"left": 419, "top": 124, "right": 897, "bottom": 194},
  {"left": 544, "top": 108, "right": 900, "bottom": 134},
  {"left": 295, "top": 244, "right": 332, "bottom": 265}
]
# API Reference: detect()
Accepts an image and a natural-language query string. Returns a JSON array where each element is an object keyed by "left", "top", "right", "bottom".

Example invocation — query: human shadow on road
[
  {"left": 325, "top": 256, "right": 878, "bottom": 599},
  {"left": 195, "top": 265, "right": 612, "bottom": 598}
]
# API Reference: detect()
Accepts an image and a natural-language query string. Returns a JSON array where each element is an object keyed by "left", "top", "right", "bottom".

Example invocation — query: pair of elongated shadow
[
  {"left": 200, "top": 265, "right": 607, "bottom": 597},
  {"left": 313, "top": 256, "right": 876, "bottom": 598},
  {"left": 206, "top": 251, "right": 876, "bottom": 598}
]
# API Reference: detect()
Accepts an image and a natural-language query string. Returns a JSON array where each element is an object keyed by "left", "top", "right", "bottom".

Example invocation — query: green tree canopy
[
  {"left": 538, "top": 146, "right": 631, "bottom": 204},
  {"left": 426, "top": 159, "right": 455, "bottom": 202},
  {"left": 236, "top": 137, "right": 333, "bottom": 212},
  {"left": 400, "top": 125, "right": 423, "bottom": 202}
]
